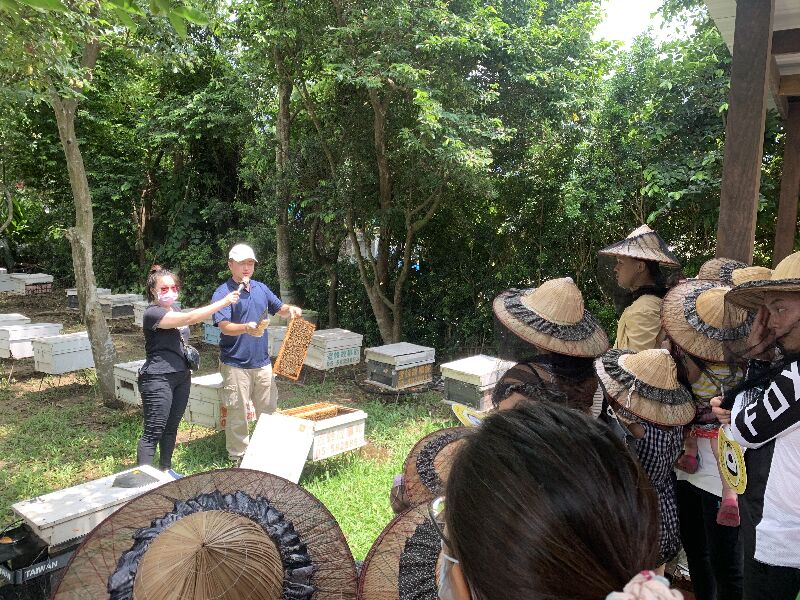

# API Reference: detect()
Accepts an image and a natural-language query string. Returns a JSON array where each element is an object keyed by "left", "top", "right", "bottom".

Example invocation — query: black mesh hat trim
[
  {"left": 601, "top": 350, "right": 692, "bottom": 406},
  {"left": 107, "top": 490, "right": 314, "bottom": 600},
  {"left": 397, "top": 520, "right": 439, "bottom": 600},
  {"left": 502, "top": 289, "right": 600, "bottom": 341},
  {"left": 416, "top": 430, "right": 470, "bottom": 494},
  {"left": 718, "top": 260, "right": 748, "bottom": 286},
  {"left": 683, "top": 283, "right": 753, "bottom": 341}
]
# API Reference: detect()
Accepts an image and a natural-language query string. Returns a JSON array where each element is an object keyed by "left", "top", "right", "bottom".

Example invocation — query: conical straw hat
[
  {"left": 661, "top": 281, "right": 752, "bottom": 362},
  {"left": 595, "top": 349, "right": 694, "bottom": 426},
  {"left": 53, "top": 469, "right": 358, "bottom": 600},
  {"left": 598, "top": 225, "right": 681, "bottom": 267},
  {"left": 403, "top": 427, "right": 471, "bottom": 506},
  {"left": 730, "top": 266, "right": 773, "bottom": 286},
  {"left": 134, "top": 510, "right": 284, "bottom": 600},
  {"left": 696, "top": 258, "right": 747, "bottom": 285},
  {"left": 726, "top": 252, "right": 800, "bottom": 310},
  {"left": 358, "top": 503, "right": 441, "bottom": 600},
  {"left": 520, "top": 278, "right": 584, "bottom": 324},
  {"left": 492, "top": 278, "right": 609, "bottom": 358}
]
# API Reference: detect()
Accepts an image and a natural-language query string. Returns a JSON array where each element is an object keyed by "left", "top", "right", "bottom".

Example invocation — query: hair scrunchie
[{"left": 606, "top": 571, "right": 684, "bottom": 600}]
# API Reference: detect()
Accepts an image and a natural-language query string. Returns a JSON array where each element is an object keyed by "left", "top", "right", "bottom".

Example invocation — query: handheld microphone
[{"left": 237, "top": 276, "right": 250, "bottom": 293}]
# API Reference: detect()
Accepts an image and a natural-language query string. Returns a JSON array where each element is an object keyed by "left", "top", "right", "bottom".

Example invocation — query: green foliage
[{"left": 0, "top": 0, "right": 789, "bottom": 350}]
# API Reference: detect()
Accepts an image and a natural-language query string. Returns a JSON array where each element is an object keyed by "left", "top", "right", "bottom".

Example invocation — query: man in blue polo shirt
[{"left": 212, "top": 243, "right": 302, "bottom": 463}]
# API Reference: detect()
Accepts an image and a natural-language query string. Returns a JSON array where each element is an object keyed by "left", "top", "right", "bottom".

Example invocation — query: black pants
[
  {"left": 677, "top": 480, "right": 743, "bottom": 600},
  {"left": 137, "top": 370, "right": 190, "bottom": 469},
  {"left": 743, "top": 557, "right": 800, "bottom": 600}
]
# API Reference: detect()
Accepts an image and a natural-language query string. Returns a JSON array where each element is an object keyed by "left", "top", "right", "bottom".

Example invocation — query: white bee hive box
[
  {"left": 113, "top": 359, "right": 146, "bottom": 405},
  {"left": 305, "top": 329, "right": 363, "bottom": 370},
  {"left": 33, "top": 332, "right": 94, "bottom": 375},
  {"left": 0, "top": 323, "right": 63, "bottom": 359}
]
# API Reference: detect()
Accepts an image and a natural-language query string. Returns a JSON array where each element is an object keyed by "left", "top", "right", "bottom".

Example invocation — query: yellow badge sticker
[
  {"left": 451, "top": 403, "right": 485, "bottom": 428},
  {"left": 718, "top": 426, "right": 747, "bottom": 494}
]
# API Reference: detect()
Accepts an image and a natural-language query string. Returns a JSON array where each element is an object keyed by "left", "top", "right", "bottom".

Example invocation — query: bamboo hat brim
[
  {"left": 726, "top": 252, "right": 800, "bottom": 310},
  {"left": 402, "top": 427, "right": 471, "bottom": 507},
  {"left": 595, "top": 349, "right": 694, "bottom": 427},
  {"left": 492, "top": 279, "right": 609, "bottom": 358},
  {"left": 53, "top": 469, "right": 357, "bottom": 600},
  {"left": 598, "top": 225, "right": 680, "bottom": 267},
  {"left": 357, "top": 504, "right": 440, "bottom": 600},
  {"left": 661, "top": 280, "right": 752, "bottom": 362}
]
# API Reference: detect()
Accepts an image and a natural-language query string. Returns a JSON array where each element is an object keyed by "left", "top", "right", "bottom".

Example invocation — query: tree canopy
[{"left": 0, "top": 0, "right": 789, "bottom": 355}]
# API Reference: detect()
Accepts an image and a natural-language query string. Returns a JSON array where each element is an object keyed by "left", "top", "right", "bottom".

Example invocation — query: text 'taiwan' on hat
[
  {"left": 53, "top": 469, "right": 357, "bottom": 600},
  {"left": 229, "top": 243, "right": 259, "bottom": 262},
  {"left": 726, "top": 252, "right": 800, "bottom": 310},
  {"left": 402, "top": 427, "right": 471, "bottom": 507},
  {"left": 357, "top": 503, "right": 440, "bottom": 600},
  {"left": 492, "top": 278, "right": 609, "bottom": 359},
  {"left": 595, "top": 348, "right": 694, "bottom": 427},
  {"left": 696, "top": 257, "right": 748, "bottom": 285},
  {"left": 661, "top": 280, "right": 752, "bottom": 363},
  {"left": 598, "top": 225, "right": 680, "bottom": 267}
]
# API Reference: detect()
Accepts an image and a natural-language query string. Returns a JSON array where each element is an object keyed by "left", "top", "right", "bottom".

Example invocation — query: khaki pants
[{"left": 220, "top": 362, "right": 278, "bottom": 458}]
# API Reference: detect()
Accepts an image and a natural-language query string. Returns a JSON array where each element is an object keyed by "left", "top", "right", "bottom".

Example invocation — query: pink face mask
[{"left": 158, "top": 290, "right": 179, "bottom": 306}]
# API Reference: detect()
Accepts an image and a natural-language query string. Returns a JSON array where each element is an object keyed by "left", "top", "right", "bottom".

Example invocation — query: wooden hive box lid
[
  {"left": 10, "top": 273, "right": 53, "bottom": 284},
  {"left": 0, "top": 313, "right": 31, "bottom": 325},
  {"left": 0, "top": 323, "right": 62, "bottom": 341},
  {"left": 12, "top": 465, "right": 172, "bottom": 531},
  {"left": 440, "top": 354, "right": 515, "bottom": 388},
  {"left": 365, "top": 342, "right": 435, "bottom": 366},
  {"left": 32, "top": 332, "right": 91, "bottom": 353},
  {"left": 114, "top": 359, "right": 147, "bottom": 373},
  {"left": 310, "top": 328, "right": 364, "bottom": 350}
]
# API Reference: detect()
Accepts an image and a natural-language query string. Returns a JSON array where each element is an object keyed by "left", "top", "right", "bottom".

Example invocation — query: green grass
[{"left": 0, "top": 372, "right": 454, "bottom": 560}]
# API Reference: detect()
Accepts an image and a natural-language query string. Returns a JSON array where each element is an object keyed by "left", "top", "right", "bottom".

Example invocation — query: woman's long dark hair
[
  {"left": 445, "top": 402, "right": 659, "bottom": 600},
  {"left": 145, "top": 264, "right": 180, "bottom": 303}
]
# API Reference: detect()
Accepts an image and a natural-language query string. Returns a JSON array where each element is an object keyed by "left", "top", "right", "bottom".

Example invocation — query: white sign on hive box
[
  {"left": 305, "top": 329, "right": 363, "bottom": 370},
  {"left": 12, "top": 465, "right": 172, "bottom": 547},
  {"left": 33, "top": 332, "right": 94, "bottom": 375},
  {"left": 440, "top": 354, "right": 515, "bottom": 411},
  {"left": 0, "top": 323, "right": 63, "bottom": 359}
]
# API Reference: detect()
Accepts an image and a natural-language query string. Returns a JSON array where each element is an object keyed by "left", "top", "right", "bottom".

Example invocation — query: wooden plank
[
  {"left": 716, "top": 0, "right": 776, "bottom": 263},
  {"left": 239, "top": 413, "right": 314, "bottom": 483},
  {"left": 779, "top": 74, "right": 800, "bottom": 96},
  {"left": 773, "top": 28, "right": 800, "bottom": 54},
  {"left": 770, "top": 56, "right": 790, "bottom": 119},
  {"left": 774, "top": 102, "right": 800, "bottom": 264}
]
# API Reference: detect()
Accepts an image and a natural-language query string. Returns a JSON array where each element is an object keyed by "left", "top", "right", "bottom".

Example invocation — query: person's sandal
[
  {"left": 717, "top": 498, "right": 740, "bottom": 527},
  {"left": 675, "top": 453, "right": 699, "bottom": 474}
]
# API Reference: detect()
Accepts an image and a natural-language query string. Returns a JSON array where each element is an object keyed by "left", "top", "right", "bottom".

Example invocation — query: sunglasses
[{"left": 159, "top": 285, "right": 179, "bottom": 293}]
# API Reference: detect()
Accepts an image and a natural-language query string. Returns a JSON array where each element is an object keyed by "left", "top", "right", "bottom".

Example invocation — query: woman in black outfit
[{"left": 137, "top": 265, "right": 239, "bottom": 475}]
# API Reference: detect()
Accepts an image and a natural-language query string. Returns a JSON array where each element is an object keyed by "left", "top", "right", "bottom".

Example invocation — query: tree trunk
[
  {"left": 325, "top": 264, "right": 339, "bottom": 328},
  {"left": 274, "top": 50, "right": 301, "bottom": 305},
  {"left": 50, "top": 40, "right": 121, "bottom": 408}
]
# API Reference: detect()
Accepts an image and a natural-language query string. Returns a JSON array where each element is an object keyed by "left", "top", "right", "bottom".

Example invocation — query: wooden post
[
  {"left": 773, "top": 102, "right": 800, "bottom": 265},
  {"left": 716, "top": 0, "right": 775, "bottom": 264}
]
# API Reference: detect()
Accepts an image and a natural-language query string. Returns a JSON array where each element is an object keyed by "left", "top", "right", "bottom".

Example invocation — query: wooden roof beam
[
  {"left": 773, "top": 28, "right": 800, "bottom": 55},
  {"left": 771, "top": 56, "right": 790, "bottom": 118}
]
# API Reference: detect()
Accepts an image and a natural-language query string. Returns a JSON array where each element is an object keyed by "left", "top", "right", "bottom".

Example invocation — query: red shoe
[
  {"left": 676, "top": 453, "right": 699, "bottom": 474},
  {"left": 717, "top": 498, "right": 740, "bottom": 527}
]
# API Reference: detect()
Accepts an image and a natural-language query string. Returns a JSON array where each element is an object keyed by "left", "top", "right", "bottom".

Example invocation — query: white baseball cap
[{"left": 228, "top": 243, "right": 258, "bottom": 262}]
